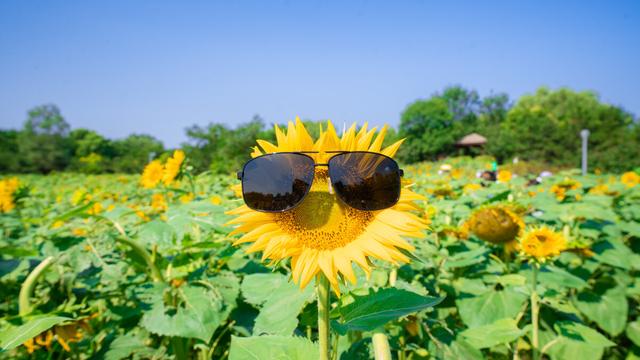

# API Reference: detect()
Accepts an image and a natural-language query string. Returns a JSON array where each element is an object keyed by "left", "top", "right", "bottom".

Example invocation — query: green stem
[
  {"left": 171, "top": 337, "right": 188, "bottom": 360},
  {"left": 110, "top": 219, "right": 164, "bottom": 282},
  {"left": 116, "top": 236, "right": 165, "bottom": 282},
  {"left": 331, "top": 333, "right": 340, "bottom": 360},
  {"left": 317, "top": 275, "right": 331, "bottom": 360},
  {"left": 531, "top": 264, "right": 540, "bottom": 360},
  {"left": 389, "top": 268, "right": 397, "bottom": 287},
  {"left": 372, "top": 331, "right": 392, "bottom": 360},
  {"left": 19, "top": 256, "right": 55, "bottom": 315}
]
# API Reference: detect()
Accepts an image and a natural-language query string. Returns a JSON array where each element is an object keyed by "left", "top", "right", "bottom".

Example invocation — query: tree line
[{"left": 1, "top": 86, "right": 638, "bottom": 175}]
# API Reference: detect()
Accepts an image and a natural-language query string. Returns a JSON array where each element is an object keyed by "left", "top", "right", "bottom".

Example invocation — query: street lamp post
[{"left": 580, "top": 129, "right": 590, "bottom": 176}]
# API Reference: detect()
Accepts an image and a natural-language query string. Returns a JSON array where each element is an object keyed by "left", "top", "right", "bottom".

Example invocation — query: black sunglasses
[{"left": 237, "top": 151, "right": 404, "bottom": 212}]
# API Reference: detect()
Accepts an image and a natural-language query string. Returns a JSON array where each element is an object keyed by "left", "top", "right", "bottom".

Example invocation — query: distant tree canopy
[
  {"left": 398, "top": 86, "right": 640, "bottom": 172},
  {"left": 397, "top": 86, "right": 510, "bottom": 162},
  {"left": 1, "top": 87, "right": 638, "bottom": 174}
]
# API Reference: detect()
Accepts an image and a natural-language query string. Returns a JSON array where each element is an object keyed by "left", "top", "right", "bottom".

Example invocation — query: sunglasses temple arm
[
  {"left": 399, "top": 169, "right": 404, "bottom": 177},
  {"left": 237, "top": 171, "right": 243, "bottom": 180}
]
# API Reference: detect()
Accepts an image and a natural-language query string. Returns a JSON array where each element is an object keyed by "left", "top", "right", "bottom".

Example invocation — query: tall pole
[{"left": 580, "top": 129, "right": 590, "bottom": 175}]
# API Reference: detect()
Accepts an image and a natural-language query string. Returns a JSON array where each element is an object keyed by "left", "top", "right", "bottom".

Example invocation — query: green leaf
[
  {"left": 241, "top": 273, "right": 315, "bottom": 336},
  {"left": 0, "top": 316, "right": 72, "bottom": 351},
  {"left": 104, "top": 331, "right": 158, "bottom": 360},
  {"left": 545, "top": 321, "right": 614, "bottom": 360},
  {"left": 573, "top": 286, "right": 628, "bottom": 336},
  {"left": 241, "top": 273, "right": 288, "bottom": 306},
  {"left": 443, "top": 246, "right": 489, "bottom": 269},
  {"left": 50, "top": 202, "right": 93, "bottom": 223},
  {"left": 444, "top": 339, "right": 483, "bottom": 360},
  {"left": 460, "top": 318, "right": 524, "bottom": 349},
  {"left": 481, "top": 190, "right": 511, "bottom": 205},
  {"left": 627, "top": 320, "right": 640, "bottom": 347},
  {"left": 137, "top": 220, "right": 176, "bottom": 252},
  {"left": 331, "top": 288, "right": 444, "bottom": 335},
  {"left": 592, "top": 239, "right": 633, "bottom": 270},
  {"left": 457, "top": 287, "right": 527, "bottom": 327},
  {"left": 229, "top": 335, "right": 318, "bottom": 360},
  {"left": 140, "top": 272, "right": 239, "bottom": 341},
  {"left": 520, "top": 265, "right": 588, "bottom": 290}
]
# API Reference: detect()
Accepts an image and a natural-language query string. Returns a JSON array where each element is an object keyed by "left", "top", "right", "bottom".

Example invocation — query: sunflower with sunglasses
[{"left": 227, "top": 118, "right": 427, "bottom": 292}]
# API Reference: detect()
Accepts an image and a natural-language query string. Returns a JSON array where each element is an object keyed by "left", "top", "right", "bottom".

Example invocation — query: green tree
[
  {"left": 498, "top": 87, "right": 640, "bottom": 171},
  {"left": 477, "top": 93, "right": 511, "bottom": 157},
  {"left": 0, "top": 130, "right": 20, "bottom": 173},
  {"left": 397, "top": 97, "right": 457, "bottom": 162},
  {"left": 18, "top": 104, "right": 72, "bottom": 173},
  {"left": 183, "top": 115, "right": 274, "bottom": 174},
  {"left": 68, "top": 129, "right": 115, "bottom": 173},
  {"left": 111, "top": 134, "right": 164, "bottom": 173}
]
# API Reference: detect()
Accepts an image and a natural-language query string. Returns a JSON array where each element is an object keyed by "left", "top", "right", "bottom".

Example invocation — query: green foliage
[
  {"left": 398, "top": 86, "right": 639, "bottom": 172},
  {"left": 459, "top": 318, "right": 524, "bottom": 349},
  {"left": 1, "top": 158, "right": 639, "bottom": 359},
  {"left": 111, "top": 134, "right": 164, "bottom": 173},
  {"left": 229, "top": 335, "right": 319, "bottom": 360},
  {"left": 183, "top": 115, "right": 275, "bottom": 175},
  {"left": 3, "top": 87, "right": 638, "bottom": 174},
  {"left": 241, "top": 273, "right": 315, "bottom": 336},
  {"left": 0, "top": 316, "right": 71, "bottom": 351},
  {"left": 498, "top": 87, "right": 640, "bottom": 171},
  {"left": 331, "top": 288, "right": 443, "bottom": 334},
  {"left": 17, "top": 104, "right": 72, "bottom": 173}
]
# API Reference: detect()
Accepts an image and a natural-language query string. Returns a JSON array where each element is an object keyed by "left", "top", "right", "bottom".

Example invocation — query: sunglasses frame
[{"left": 237, "top": 151, "right": 404, "bottom": 213}]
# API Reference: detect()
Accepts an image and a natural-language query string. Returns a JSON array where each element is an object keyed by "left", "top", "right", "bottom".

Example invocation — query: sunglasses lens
[
  {"left": 242, "top": 153, "right": 315, "bottom": 212},
  {"left": 329, "top": 152, "right": 401, "bottom": 211},
  {"left": 328, "top": 152, "right": 401, "bottom": 211}
]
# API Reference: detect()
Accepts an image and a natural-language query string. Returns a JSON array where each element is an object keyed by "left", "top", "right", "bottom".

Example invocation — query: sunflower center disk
[{"left": 275, "top": 172, "right": 373, "bottom": 251}]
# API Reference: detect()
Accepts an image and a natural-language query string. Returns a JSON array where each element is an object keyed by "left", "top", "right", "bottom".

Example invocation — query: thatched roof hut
[{"left": 456, "top": 133, "right": 487, "bottom": 147}]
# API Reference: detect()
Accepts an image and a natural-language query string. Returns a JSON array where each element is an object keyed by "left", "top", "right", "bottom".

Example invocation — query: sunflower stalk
[
  {"left": 531, "top": 263, "right": 540, "bottom": 360},
  {"left": 19, "top": 256, "right": 55, "bottom": 315},
  {"left": 317, "top": 274, "right": 331, "bottom": 360},
  {"left": 372, "top": 330, "right": 392, "bottom": 360}
]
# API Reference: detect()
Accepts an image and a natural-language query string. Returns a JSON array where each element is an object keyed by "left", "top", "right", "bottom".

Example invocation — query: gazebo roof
[{"left": 456, "top": 133, "right": 487, "bottom": 146}]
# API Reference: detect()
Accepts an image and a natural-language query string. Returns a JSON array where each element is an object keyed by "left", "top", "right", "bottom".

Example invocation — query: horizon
[{"left": 1, "top": 1, "right": 639, "bottom": 147}]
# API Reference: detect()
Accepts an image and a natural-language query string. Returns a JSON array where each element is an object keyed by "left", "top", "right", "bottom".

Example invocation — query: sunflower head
[
  {"left": 163, "top": 150, "right": 186, "bottom": 185},
  {"left": 227, "top": 118, "right": 427, "bottom": 292},
  {"left": 141, "top": 160, "right": 164, "bottom": 189},
  {"left": 621, "top": 171, "right": 640, "bottom": 188},
  {"left": 497, "top": 170, "right": 512, "bottom": 183},
  {"left": 0, "top": 177, "right": 20, "bottom": 213},
  {"left": 519, "top": 227, "right": 567, "bottom": 261},
  {"left": 465, "top": 203, "right": 524, "bottom": 245}
]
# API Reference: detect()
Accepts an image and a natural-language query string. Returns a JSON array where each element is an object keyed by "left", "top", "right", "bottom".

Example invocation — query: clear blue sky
[{"left": 1, "top": 0, "right": 638, "bottom": 147}]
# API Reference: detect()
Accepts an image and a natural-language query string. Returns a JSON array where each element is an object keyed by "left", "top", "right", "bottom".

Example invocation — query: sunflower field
[{"left": 1, "top": 121, "right": 640, "bottom": 360}]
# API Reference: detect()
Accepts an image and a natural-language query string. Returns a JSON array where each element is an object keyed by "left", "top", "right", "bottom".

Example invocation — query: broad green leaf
[
  {"left": 241, "top": 273, "right": 315, "bottom": 336},
  {"left": 0, "top": 316, "right": 71, "bottom": 351},
  {"left": 627, "top": 320, "right": 640, "bottom": 347},
  {"left": 457, "top": 287, "right": 527, "bottom": 327},
  {"left": 574, "top": 286, "right": 628, "bottom": 336},
  {"left": 137, "top": 220, "right": 175, "bottom": 251},
  {"left": 229, "top": 335, "right": 318, "bottom": 360},
  {"left": 592, "top": 239, "right": 633, "bottom": 270},
  {"left": 241, "top": 273, "right": 288, "bottom": 306},
  {"left": 545, "top": 321, "right": 615, "bottom": 360},
  {"left": 50, "top": 202, "right": 93, "bottom": 223},
  {"left": 520, "top": 265, "right": 588, "bottom": 290},
  {"left": 140, "top": 272, "right": 239, "bottom": 341},
  {"left": 104, "top": 331, "right": 159, "bottom": 360},
  {"left": 620, "top": 221, "right": 640, "bottom": 237},
  {"left": 331, "top": 288, "right": 444, "bottom": 335},
  {"left": 443, "top": 246, "right": 489, "bottom": 269},
  {"left": 460, "top": 318, "right": 524, "bottom": 349},
  {"left": 444, "top": 339, "right": 483, "bottom": 360}
]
